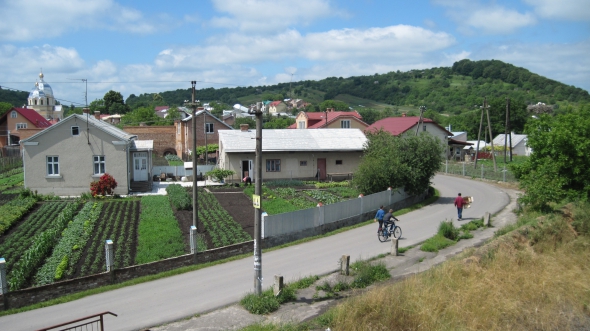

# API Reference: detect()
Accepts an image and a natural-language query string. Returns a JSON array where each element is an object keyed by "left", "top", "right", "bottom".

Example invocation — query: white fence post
[
  {"left": 105, "top": 240, "right": 114, "bottom": 272},
  {"left": 190, "top": 226, "right": 197, "bottom": 254},
  {"left": 0, "top": 258, "right": 7, "bottom": 295}
]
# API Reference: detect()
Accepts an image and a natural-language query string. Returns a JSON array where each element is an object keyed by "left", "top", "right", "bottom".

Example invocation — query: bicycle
[{"left": 378, "top": 216, "right": 402, "bottom": 242}]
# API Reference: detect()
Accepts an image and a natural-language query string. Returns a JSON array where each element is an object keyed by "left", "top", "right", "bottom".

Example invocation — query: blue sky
[{"left": 0, "top": 0, "right": 588, "bottom": 107}]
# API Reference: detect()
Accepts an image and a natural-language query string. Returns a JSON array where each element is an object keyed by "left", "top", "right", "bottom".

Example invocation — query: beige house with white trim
[
  {"left": 218, "top": 126, "right": 367, "bottom": 182},
  {"left": 21, "top": 113, "right": 153, "bottom": 196}
]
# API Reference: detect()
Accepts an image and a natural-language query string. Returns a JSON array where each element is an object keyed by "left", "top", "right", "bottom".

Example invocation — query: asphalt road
[{"left": 0, "top": 174, "right": 510, "bottom": 331}]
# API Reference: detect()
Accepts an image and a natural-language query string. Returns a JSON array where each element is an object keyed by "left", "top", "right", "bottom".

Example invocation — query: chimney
[
  {"left": 402, "top": 113, "right": 406, "bottom": 117},
  {"left": 82, "top": 108, "right": 89, "bottom": 114},
  {"left": 94, "top": 111, "right": 100, "bottom": 120},
  {"left": 240, "top": 123, "right": 249, "bottom": 132}
]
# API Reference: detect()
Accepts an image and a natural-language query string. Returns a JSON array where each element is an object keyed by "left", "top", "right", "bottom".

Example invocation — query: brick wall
[{"left": 123, "top": 126, "right": 176, "bottom": 156}]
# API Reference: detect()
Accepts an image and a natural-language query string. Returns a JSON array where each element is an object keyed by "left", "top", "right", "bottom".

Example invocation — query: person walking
[
  {"left": 375, "top": 206, "right": 385, "bottom": 232},
  {"left": 454, "top": 193, "right": 465, "bottom": 220}
]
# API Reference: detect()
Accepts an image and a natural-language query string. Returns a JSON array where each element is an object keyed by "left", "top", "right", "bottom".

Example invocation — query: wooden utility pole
[
  {"left": 504, "top": 98, "right": 510, "bottom": 163},
  {"left": 484, "top": 97, "right": 498, "bottom": 172},
  {"left": 474, "top": 104, "right": 485, "bottom": 169},
  {"left": 416, "top": 106, "right": 426, "bottom": 136}
]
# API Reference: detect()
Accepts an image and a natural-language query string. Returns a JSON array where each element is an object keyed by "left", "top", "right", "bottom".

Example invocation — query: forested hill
[
  {"left": 0, "top": 88, "right": 28, "bottom": 107},
  {"left": 125, "top": 59, "right": 589, "bottom": 115}
]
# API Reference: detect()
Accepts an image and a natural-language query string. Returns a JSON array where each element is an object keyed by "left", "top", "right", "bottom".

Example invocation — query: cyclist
[
  {"left": 382, "top": 209, "right": 396, "bottom": 232},
  {"left": 375, "top": 206, "right": 385, "bottom": 233}
]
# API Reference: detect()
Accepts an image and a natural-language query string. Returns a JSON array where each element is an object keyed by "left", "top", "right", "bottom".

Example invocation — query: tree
[
  {"left": 319, "top": 100, "right": 349, "bottom": 112},
  {"left": 353, "top": 129, "right": 444, "bottom": 195},
  {"left": 103, "top": 90, "right": 129, "bottom": 114},
  {"left": 0, "top": 102, "right": 12, "bottom": 117},
  {"left": 264, "top": 117, "right": 295, "bottom": 129},
  {"left": 120, "top": 106, "right": 160, "bottom": 126},
  {"left": 90, "top": 173, "right": 118, "bottom": 197},
  {"left": 511, "top": 105, "right": 590, "bottom": 211},
  {"left": 233, "top": 117, "right": 256, "bottom": 130},
  {"left": 89, "top": 99, "right": 105, "bottom": 114}
]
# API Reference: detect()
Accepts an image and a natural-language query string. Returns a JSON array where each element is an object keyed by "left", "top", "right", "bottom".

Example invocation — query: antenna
[{"left": 68, "top": 78, "right": 88, "bottom": 108}]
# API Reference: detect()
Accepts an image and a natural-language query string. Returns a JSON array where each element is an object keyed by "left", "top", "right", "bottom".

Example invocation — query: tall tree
[
  {"left": 0, "top": 102, "right": 13, "bottom": 117},
  {"left": 103, "top": 90, "right": 129, "bottom": 114}
]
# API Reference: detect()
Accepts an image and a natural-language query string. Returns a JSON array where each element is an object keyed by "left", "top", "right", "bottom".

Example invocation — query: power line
[{"left": 0, "top": 80, "right": 245, "bottom": 87}]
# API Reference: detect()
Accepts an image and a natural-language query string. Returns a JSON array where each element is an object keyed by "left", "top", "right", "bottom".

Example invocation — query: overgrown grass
[
  {"left": 421, "top": 218, "right": 486, "bottom": 252},
  {"left": 318, "top": 201, "right": 590, "bottom": 331}
]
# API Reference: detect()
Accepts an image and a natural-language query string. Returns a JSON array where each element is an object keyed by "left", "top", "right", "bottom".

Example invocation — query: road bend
[{"left": 0, "top": 174, "right": 510, "bottom": 331}]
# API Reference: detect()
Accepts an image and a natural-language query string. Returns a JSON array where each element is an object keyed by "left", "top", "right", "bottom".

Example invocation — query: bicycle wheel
[
  {"left": 392, "top": 226, "right": 402, "bottom": 239},
  {"left": 378, "top": 229, "right": 388, "bottom": 242}
]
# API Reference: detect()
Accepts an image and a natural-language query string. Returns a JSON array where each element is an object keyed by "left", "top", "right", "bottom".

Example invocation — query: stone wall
[
  {"left": 123, "top": 126, "right": 176, "bottom": 156},
  {"left": 0, "top": 241, "right": 253, "bottom": 311}
]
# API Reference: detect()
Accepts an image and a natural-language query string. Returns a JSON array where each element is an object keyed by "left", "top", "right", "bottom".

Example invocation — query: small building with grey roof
[
  {"left": 21, "top": 113, "right": 154, "bottom": 196},
  {"left": 218, "top": 125, "right": 368, "bottom": 183}
]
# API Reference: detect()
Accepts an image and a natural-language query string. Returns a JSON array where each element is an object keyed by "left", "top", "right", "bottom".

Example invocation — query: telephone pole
[
  {"left": 474, "top": 103, "right": 484, "bottom": 169},
  {"left": 184, "top": 81, "right": 200, "bottom": 228},
  {"left": 251, "top": 102, "right": 264, "bottom": 295},
  {"left": 484, "top": 97, "right": 498, "bottom": 172},
  {"left": 416, "top": 105, "right": 426, "bottom": 136}
]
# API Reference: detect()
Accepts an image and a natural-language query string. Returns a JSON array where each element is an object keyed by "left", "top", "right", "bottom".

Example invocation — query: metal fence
[
  {"left": 262, "top": 187, "right": 410, "bottom": 238},
  {"left": 152, "top": 165, "right": 216, "bottom": 178},
  {"left": 440, "top": 160, "right": 517, "bottom": 182}
]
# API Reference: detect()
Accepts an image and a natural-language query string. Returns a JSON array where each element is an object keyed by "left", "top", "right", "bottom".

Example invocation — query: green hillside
[{"left": 0, "top": 88, "right": 28, "bottom": 107}]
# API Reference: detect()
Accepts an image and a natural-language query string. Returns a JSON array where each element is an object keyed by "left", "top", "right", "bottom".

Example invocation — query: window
[
  {"left": 16, "top": 123, "right": 27, "bottom": 129},
  {"left": 423, "top": 124, "right": 427, "bottom": 131},
  {"left": 298, "top": 121, "right": 305, "bottom": 129},
  {"left": 47, "top": 156, "right": 59, "bottom": 176},
  {"left": 341, "top": 120, "right": 351, "bottom": 128},
  {"left": 205, "top": 123, "right": 214, "bottom": 133},
  {"left": 72, "top": 126, "right": 79, "bottom": 136},
  {"left": 11, "top": 111, "right": 17, "bottom": 118},
  {"left": 336, "top": 160, "right": 343, "bottom": 165},
  {"left": 300, "top": 161, "right": 307, "bottom": 166},
  {"left": 93, "top": 156, "right": 106, "bottom": 175},
  {"left": 266, "top": 159, "right": 281, "bottom": 172}
]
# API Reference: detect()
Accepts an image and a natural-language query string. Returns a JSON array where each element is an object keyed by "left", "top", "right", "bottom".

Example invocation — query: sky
[{"left": 0, "top": 0, "right": 588, "bottom": 107}]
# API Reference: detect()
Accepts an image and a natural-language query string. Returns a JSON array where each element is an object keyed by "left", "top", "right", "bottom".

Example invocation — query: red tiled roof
[
  {"left": 269, "top": 101, "right": 282, "bottom": 107},
  {"left": 14, "top": 108, "right": 52, "bottom": 128},
  {"left": 365, "top": 116, "right": 451, "bottom": 136},
  {"left": 287, "top": 111, "right": 366, "bottom": 129}
]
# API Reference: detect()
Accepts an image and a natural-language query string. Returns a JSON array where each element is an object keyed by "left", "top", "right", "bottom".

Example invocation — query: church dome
[{"left": 29, "top": 72, "right": 54, "bottom": 99}]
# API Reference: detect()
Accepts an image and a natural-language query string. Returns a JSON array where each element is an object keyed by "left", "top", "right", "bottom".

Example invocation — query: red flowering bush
[{"left": 90, "top": 173, "right": 118, "bottom": 197}]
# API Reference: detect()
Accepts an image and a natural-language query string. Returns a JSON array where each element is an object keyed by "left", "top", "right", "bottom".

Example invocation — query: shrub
[
  {"left": 350, "top": 260, "right": 390, "bottom": 288},
  {"left": 164, "top": 154, "right": 182, "bottom": 162},
  {"left": 166, "top": 184, "right": 191, "bottom": 210},
  {"left": 439, "top": 220, "right": 460, "bottom": 241},
  {"left": 90, "top": 173, "right": 118, "bottom": 197},
  {"left": 206, "top": 168, "right": 235, "bottom": 182}
]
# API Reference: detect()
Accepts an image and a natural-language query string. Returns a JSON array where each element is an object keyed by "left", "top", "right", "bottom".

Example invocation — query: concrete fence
[
  {"left": 153, "top": 165, "right": 216, "bottom": 178},
  {"left": 262, "top": 187, "right": 428, "bottom": 247}
]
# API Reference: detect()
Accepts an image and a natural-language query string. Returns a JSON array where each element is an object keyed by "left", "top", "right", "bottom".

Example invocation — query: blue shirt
[{"left": 375, "top": 209, "right": 385, "bottom": 220}]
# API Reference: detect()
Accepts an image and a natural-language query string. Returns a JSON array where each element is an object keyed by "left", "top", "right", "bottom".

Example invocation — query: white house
[
  {"left": 492, "top": 132, "right": 531, "bottom": 156},
  {"left": 218, "top": 126, "right": 368, "bottom": 182}
]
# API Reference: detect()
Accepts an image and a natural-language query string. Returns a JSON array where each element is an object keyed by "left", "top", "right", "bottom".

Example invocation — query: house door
[
  {"left": 317, "top": 158, "right": 326, "bottom": 180},
  {"left": 242, "top": 159, "right": 253, "bottom": 179},
  {"left": 133, "top": 152, "right": 148, "bottom": 181}
]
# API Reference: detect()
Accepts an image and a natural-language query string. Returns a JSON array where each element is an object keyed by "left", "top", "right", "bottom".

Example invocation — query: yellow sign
[{"left": 253, "top": 194, "right": 261, "bottom": 209}]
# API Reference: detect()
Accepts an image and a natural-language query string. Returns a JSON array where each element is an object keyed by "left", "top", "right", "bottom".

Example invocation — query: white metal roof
[
  {"left": 219, "top": 128, "right": 367, "bottom": 153},
  {"left": 493, "top": 132, "right": 527, "bottom": 147},
  {"left": 130, "top": 140, "right": 153, "bottom": 150}
]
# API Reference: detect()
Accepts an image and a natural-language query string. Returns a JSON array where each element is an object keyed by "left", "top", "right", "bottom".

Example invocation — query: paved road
[{"left": 0, "top": 174, "right": 510, "bottom": 331}]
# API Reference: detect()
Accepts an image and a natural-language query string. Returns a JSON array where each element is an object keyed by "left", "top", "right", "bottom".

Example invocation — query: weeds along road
[{"left": 0, "top": 174, "right": 510, "bottom": 331}]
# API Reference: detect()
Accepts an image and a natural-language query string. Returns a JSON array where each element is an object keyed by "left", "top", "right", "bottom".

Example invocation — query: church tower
[{"left": 27, "top": 71, "right": 62, "bottom": 120}]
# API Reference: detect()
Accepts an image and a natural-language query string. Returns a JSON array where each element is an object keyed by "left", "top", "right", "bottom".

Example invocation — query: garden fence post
[
  {"left": 388, "top": 187, "right": 392, "bottom": 206},
  {"left": 105, "top": 240, "right": 115, "bottom": 282},
  {"left": 0, "top": 258, "right": 8, "bottom": 310},
  {"left": 481, "top": 164, "right": 484, "bottom": 179},
  {"left": 484, "top": 212, "right": 491, "bottom": 227},
  {"left": 341, "top": 255, "right": 350, "bottom": 276},
  {"left": 391, "top": 238, "right": 398, "bottom": 256},
  {"left": 274, "top": 275, "right": 283, "bottom": 297},
  {"left": 445, "top": 159, "right": 448, "bottom": 173},
  {"left": 462, "top": 162, "right": 465, "bottom": 176},
  {"left": 190, "top": 226, "right": 197, "bottom": 259},
  {"left": 503, "top": 166, "right": 506, "bottom": 182}
]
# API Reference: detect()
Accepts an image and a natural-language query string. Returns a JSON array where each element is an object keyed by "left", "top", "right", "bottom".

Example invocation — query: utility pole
[
  {"left": 416, "top": 105, "right": 426, "bottom": 136},
  {"left": 484, "top": 97, "right": 498, "bottom": 172},
  {"left": 507, "top": 98, "right": 513, "bottom": 162},
  {"left": 204, "top": 113, "right": 208, "bottom": 165},
  {"left": 504, "top": 98, "right": 509, "bottom": 163},
  {"left": 251, "top": 102, "right": 264, "bottom": 295},
  {"left": 474, "top": 103, "right": 484, "bottom": 169},
  {"left": 184, "top": 81, "right": 200, "bottom": 228}
]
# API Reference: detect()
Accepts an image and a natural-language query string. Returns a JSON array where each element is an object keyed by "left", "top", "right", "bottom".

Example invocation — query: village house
[
  {"left": 21, "top": 111, "right": 154, "bottom": 196},
  {"left": 0, "top": 107, "right": 52, "bottom": 154},
  {"left": 288, "top": 108, "right": 369, "bottom": 130},
  {"left": 218, "top": 126, "right": 367, "bottom": 182}
]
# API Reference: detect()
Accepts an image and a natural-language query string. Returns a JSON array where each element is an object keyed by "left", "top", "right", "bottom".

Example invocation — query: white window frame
[
  {"left": 341, "top": 120, "right": 351, "bottom": 128},
  {"left": 93, "top": 155, "right": 106, "bottom": 175},
  {"left": 298, "top": 121, "right": 305, "bottom": 129},
  {"left": 205, "top": 122, "right": 214, "bottom": 133},
  {"left": 72, "top": 126, "right": 80, "bottom": 136},
  {"left": 47, "top": 156, "right": 60, "bottom": 176},
  {"left": 16, "top": 123, "right": 27, "bottom": 130},
  {"left": 266, "top": 159, "right": 281, "bottom": 172},
  {"left": 11, "top": 111, "right": 17, "bottom": 118}
]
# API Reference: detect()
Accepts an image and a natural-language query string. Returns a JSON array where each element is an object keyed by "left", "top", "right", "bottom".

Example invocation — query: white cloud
[
  {"left": 525, "top": 0, "right": 590, "bottom": 21},
  {"left": 209, "top": 0, "right": 342, "bottom": 32},
  {"left": 434, "top": 1, "right": 537, "bottom": 34},
  {"left": 464, "top": 7, "right": 536, "bottom": 34},
  {"left": 0, "top": 0, "right": 160, "bottom": 41}
]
